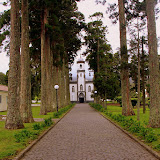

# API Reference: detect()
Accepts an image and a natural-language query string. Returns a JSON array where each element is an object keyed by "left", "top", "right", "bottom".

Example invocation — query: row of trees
[
  {"left": 0, "top": 0, "right": 84, "bottom": 129},
  {"left": 108, "top": 0, "right": 159, "bottom": 127},
  {"left": 0, "top": 0, "right": 159, "bottom": 129}
]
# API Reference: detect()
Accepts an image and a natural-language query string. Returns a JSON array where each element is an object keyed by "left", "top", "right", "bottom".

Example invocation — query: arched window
[
  {"left": 80, "top": 64, "right": 82, "bottom": 69},
  {"left": 80, "top": 84, "right": 83, "bottom": 91},
  {"left": 69, "top": 73, "right": 72, "bottom": 80},
  {"left": 72, "top": 86, "right": 75, "bottom": 92},
  {"left": 89, "top": 73, "right": 91, "bottom": 76},
  {"left": 80, "top": 73, "right": 82, "bottom": 77},
  {"left": 88, "top": 85, "right": 91, "bottom": 92}
]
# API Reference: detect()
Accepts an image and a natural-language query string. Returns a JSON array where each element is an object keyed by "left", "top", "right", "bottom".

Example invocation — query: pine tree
[
  {"left": 146, "top": 0, "right": 160, "bottom": 128},
  {"left": 20, "top": 0, "right": 34, "bottom": 122},
  {"left": 5, "top": 0, "right": 24, "bottom": 129}
]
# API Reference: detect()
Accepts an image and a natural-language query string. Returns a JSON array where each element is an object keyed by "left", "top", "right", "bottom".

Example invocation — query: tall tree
[
  {"left": 40, "top": 6, "right": 48, "bottom": 115},
  {"left": 118, "top": 0, "right": 135, "bottom": 116},
  {"left": 20, "top": 0, "right": 34, "bottom": 123},
  {"left": 5, "top": 0, "right": 24, "bottom": 129},
  {"left": 146, "top": 0, "right": 160, "bottom": 127}
]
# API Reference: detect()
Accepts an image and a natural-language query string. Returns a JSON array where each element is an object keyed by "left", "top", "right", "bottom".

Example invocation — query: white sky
[{"left": 0, "top": 0, "right": 160, "bottom": 74}]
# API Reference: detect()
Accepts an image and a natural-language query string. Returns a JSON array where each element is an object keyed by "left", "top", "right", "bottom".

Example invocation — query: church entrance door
[
  {"left": 79, "top": 97, "right": 84, "bottom": 103},
  {"left": 79, "top": 92, "right": 85, "bottom": 103}
]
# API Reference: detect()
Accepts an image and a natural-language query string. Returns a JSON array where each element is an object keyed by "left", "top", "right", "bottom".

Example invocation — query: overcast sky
[{"left": 0, "top": 0, "right": 160, "bottom": 74}]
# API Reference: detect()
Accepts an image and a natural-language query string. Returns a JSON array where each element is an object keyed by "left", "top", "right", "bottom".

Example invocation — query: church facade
[{"left": 69, "top": 57, "right": 94, "bottom": 103}]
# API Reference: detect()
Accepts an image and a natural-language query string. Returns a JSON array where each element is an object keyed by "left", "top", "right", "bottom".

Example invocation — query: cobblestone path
[{"left": 22, "top": 104, "right": 158, "bottom": 160}]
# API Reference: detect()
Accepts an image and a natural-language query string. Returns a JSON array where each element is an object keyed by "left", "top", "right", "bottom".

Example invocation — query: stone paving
[{"left": 21, "top": 104, "right": 158, "bottom": 160}]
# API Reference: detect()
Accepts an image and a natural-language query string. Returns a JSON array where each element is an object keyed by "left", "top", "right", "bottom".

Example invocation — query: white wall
[
  {"left": 77, "top": 71, "right": 85, "bottom": 92},
  {"left": 69, "top": 84, "right": 77, "bottom": 102},
  {"left": 86, "top": 83, "right": 94, "bottom": 101},
  {"left": 0, "top": 91, "right": 8, "bottom": 111}
]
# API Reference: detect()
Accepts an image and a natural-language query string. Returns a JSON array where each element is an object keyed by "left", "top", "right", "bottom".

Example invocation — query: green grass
[
  {"left": 0, "top": 104, "right": 74, "bottom": 159},
  {"left": 32, "top": 106, "right": 54, "bottom": 119},
  {"left": 0, "top": 121, "right": 47, "bottom": 159},
  {"left": 0, "top": 111, "right": 7, "bottom": 115},
  {"left": 100, "top": 104, "right": 160, "bottom": 153}
]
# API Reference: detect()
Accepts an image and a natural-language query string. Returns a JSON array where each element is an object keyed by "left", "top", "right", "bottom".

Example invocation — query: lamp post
[
  {"left": 54, "top": 84, "right": 59, "bottom": 112},
  {"left": 94, "top": 90, "right": 97, "bottom": 103}
]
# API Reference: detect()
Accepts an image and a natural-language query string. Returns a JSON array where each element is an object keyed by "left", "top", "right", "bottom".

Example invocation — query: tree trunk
[
  {"left": 141, "top": 36, "right": 146, "bottom": 114},
  {"left": 118, "top": 0, "right": 135, "bottom": 116},
  {"left": 65, "top": 63, "right": 70, "bottom": 105},
  {"left": 20, "top": 0, "right": 34, "bottom": 123},
  {"left": 137, "top": 19, "right": 140, "bottom": 121},
  {"left": 146, "top": 0, "right": 160, "bottom": 127},
  {"left": 97, "top": 39, "right": 100, "bottom": 73},
  {"left": 5, "top": 0, "right": 24, "bottom": 129},
  {"left": 40, "top": 8, "right": 47, "bottom": 115}
]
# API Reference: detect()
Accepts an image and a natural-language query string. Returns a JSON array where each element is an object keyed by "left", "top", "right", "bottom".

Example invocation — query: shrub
[
  {"left": 128, "top": 121, "right": 141, "bottom": 133},
  {"left": 114, "top": 96, "right": 122, "bottom": 107},
  {"left": 131, "top": 98, "right": 138, "bottom": 107},
  {"left": 145, "top": 131, "right": 157, "bottom": 143},
  {"left": 33, "top": 123, "right": 42, "bottom": 130},
  {"left": 154, "top": 144, "right": 160, "bottom": 151},
  {"left": 14, "top": 130, "right": 38, "bottom": 143},
  {"left": 44, "top": 117, "right": 53, "bottom": 127},
  {"left": 53, "top": 104, "right": 74, "bottom": 118}
]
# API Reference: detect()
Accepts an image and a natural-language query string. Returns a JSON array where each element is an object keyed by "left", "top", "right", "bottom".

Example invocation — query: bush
[
  {"left": 33, "top": 123, "right": 42, "bottom": 130},
  {"left": 145, "top": 131, "right": 157, "bottom": 143},
  {"left": 91, "top": 103, "right": 158, "bottom": 144},
  {"left": 89, "top": 103, "right": 103, "bottom": 111},
  {"left": 114, "top": 96, "right": 122, "bottom": 107},
  {"left": 154, "top": 144, "right": 160, "bottom": 151},
  {"left": 14, "top": 130, "right": 38, "bottom": 143},
  {"left": 53, "top": 104, "right": 74, "bottom": 118},
  {"left": 43, "top": 117, "right": 53, "bottom": 127},
  {"left": 131, "top": 98, "right": 138, "bottom": 107}
]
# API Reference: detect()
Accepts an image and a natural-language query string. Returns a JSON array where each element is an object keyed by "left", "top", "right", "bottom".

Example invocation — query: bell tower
[{"left": 77, "top": 56, "right": 85, "bottom": 103}]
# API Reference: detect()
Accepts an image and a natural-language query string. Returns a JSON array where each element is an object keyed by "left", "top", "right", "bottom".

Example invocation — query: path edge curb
[
  {"left": 13, "top": 105, "right": 75, "bottom": 160},
  {"left": 90, "top": 106, "right": 160, "bottom": 160}
]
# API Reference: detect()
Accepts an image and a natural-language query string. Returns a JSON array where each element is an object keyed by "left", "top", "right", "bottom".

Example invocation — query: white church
[{"left": 69, "top": 56, "right": 94, "bottom": 103}]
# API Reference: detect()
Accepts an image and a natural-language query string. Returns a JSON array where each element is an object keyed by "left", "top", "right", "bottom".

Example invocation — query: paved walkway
[{"left": 22, "top": 104, "right": 158, "bottom": 160}]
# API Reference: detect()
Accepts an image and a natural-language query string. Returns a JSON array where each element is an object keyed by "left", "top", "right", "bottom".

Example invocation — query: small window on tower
[
  {"left": 80, "top": 64, "right": 82, "bottom": 69},
  {"left": 88, "top": 86, "right": 91, "bottom": 92},
  {"left": 80, "top": 73, "right": 82, "bottom": 77},
  {"left": 80, "top": 84, "right": 83, "bottom": 91},
  {"left": 72, "top": 86, "right": 75, "bottom": 92},
  {"left": 89, "top": 73, "right": 91, "bottom": 76}
]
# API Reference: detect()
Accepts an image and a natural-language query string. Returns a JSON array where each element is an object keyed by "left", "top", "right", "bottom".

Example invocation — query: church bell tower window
[{"left": 80, "top": 84, "right": 83, "bottom": 91}]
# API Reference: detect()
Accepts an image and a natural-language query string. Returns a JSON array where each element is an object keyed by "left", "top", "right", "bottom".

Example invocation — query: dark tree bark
[
  {"left": 146, "top": 0, "right": 160, "bottom": 127},
  {"left": 20, "top": 0, "right": 34, "bottom": 123},
  {"left": 118, "top": 0, "right": 135, "bottom": 116},
  {"left": 141, "top": 36, "right": 146, "bottom": 114},
  {"left": 40, "top": 8, "right": 47, "bottom": 115},
  {"left": 5, "top": 0, "right": 24, "bottom": 129}
]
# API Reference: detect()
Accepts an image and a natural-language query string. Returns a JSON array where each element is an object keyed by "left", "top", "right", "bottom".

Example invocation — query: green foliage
[
  {"left": 0, "top": 72, "right": 7, "bottom": 85},
  {"left": 154, "top": 144, "right": 160, "bottom": 151},
  {"left": 43, "top": 117, "right": 53, "bottom": 127},
  {"left": 90, "top": 103, "right": 158, "bottom": 143},
  {"left": 53, "top": 104, "right": 74, "bottom": 118},
  {"left": 114, "top": 96, "right": 122, "bottom": 107},
  {"left": 89, "top": 103, "right": 103, "bottom": 111},
  {"left": 14, "top": 130, "right": 39, "bottom": 143},
  {"left": 33, "top": 123, "right": 42, "bottom": 130},
  {"left": 115, "top": 96, "right": 138, "bottom": 107}
]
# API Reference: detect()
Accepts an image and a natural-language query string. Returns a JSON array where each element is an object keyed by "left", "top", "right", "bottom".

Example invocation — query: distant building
[
  {"left": 0, "top": 85, "right": 8, "bottom": 111},
  {"left": 69, "top": 57, "right": 94, "bottom": 103}
]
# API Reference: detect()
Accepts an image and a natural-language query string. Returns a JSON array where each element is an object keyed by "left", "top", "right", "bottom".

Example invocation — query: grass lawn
[
  {"left": 104, "top": 105, "right": 160, "bottom": 152},
  {"left": 0, "top": 121, "right": 47, "bottom": 159},
  {"left": 0, "top": 106, "right": 54, "bottom": 118},
  {"left": 0, "top": 104, "right": 74, "bottom": 159}
]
